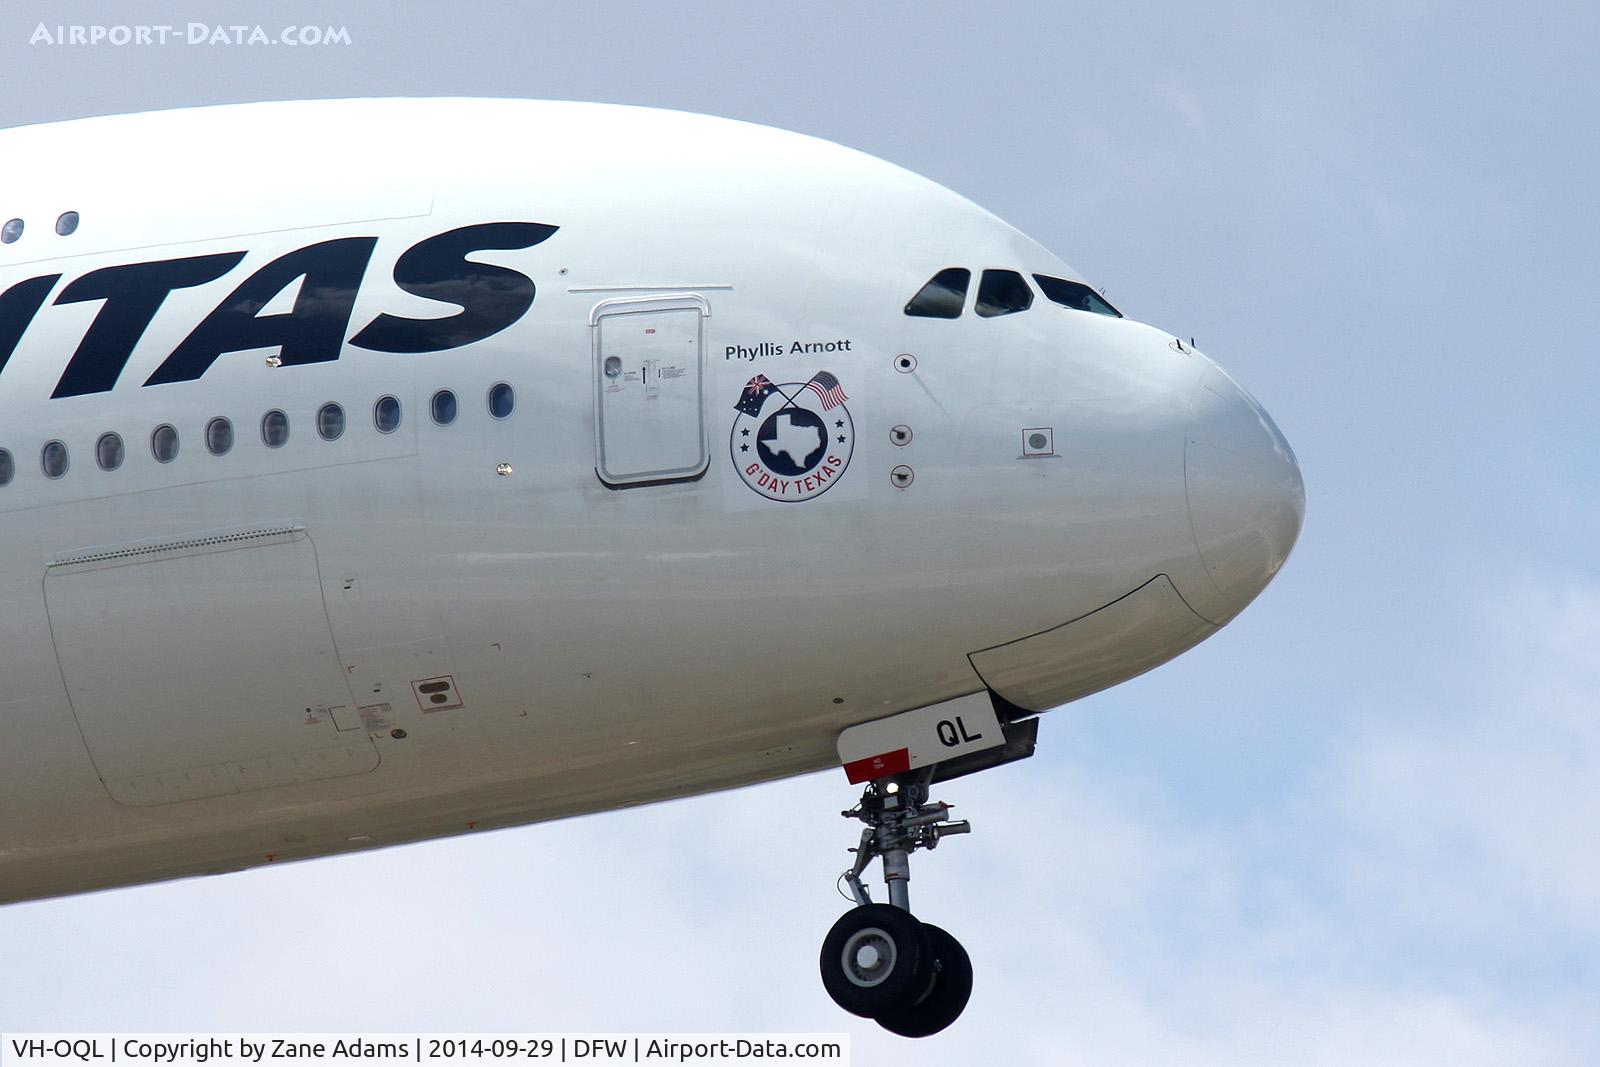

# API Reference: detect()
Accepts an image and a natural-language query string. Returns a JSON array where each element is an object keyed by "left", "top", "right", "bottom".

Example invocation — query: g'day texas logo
[{"left": 731, "top": 371, "right": 854, "bottom": 502}]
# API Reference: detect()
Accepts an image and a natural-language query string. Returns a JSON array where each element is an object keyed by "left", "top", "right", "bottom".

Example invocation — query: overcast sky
[{"left": 1, "top": 2, "right": 1596, "bottom": 1063}]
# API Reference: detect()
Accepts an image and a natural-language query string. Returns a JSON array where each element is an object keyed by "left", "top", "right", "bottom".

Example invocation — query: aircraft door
[
  {"left": 44, "top": 527, "right": 378, "bottom": 806},
  {"left": 592, "top": 295, "right": 709, "bottom": 486}
]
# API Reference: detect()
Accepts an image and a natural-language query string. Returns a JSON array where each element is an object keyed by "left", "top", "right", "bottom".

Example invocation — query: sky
[{"left": 1, "top": 1, "right": 1597, "bottom": 1062}]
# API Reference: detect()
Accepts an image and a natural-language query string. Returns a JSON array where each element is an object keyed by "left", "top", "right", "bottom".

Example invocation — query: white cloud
[{"left": 1329, "top": 576, "right": 1600, "bottom": 940}]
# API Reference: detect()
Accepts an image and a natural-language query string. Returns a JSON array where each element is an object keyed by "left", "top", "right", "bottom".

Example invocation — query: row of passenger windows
[
  {"left": 904, "top": 268, "right": 1121, "bottom": 320},
  {"left": 1, "top": 212, "right": 79, "bottom": 244},
  {"left": 0, "top": 383, "right": 516, "bottom": 486}
]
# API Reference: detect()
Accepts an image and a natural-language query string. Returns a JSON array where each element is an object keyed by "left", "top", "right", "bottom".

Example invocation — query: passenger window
[
  {"left": 41, "top": 440, "right": 69, "bottom": 478},
  {"left": 488, "top": 383, "right": 515, "bottom": 419},
  {"left": 374, "top": 395, "right": 401, "bottom": 434},
  {"left": 0, "top": 449, "right": 12, "bottom": 486},
  {"left": 1, "top": 219, "right": 22, "bottom": 244},
  {"left": 262, "top": 410, "right": 290, "bottom": 448},
  {"left": 151, "top": 424, "right": 179, "bottom": 463},
  {"left": 1033, "top": 274, "right": 1122, "bottom": 318},
  {"left": 206, "top": 417, "right": 234, "bottom": 456},
  {"left": 975, "top": 270, "right": 1033, "bottom": 318},
  {"left": 431, "top": 389, "right": 458, "bottom": 426},
  {"left": 56, "top": 211, "right": 80, "bottom": 237},
  {"left": 905, "top": 268, "right": 971, "bottom": 319},
  {"left": 95, "top": 432, "right": 125, "bottom": 471},
  {"left": 318, "top": 403, "right": 345, "bottom": 441}
]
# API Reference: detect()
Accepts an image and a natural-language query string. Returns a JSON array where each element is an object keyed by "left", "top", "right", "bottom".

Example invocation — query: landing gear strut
[{"left": 819, "top": 770, "right": 975, "bottom": 1037}]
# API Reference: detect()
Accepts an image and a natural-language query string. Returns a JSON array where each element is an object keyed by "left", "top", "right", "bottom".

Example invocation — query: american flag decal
[{"left": 803, "top": 371, "right": 849, "bottom": 410}]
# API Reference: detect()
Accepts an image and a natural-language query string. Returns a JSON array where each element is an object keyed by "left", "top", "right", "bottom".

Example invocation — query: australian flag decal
[{"left": 736, "top": 374, "right": 778, "bottom": 416}]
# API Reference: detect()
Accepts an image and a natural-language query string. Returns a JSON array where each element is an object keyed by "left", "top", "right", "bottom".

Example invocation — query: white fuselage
[{"left": 0, "top": 99, "right": 1303, "bottom": 904}]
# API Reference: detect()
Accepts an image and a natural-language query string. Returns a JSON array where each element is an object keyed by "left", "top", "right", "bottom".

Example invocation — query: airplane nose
[{"left": 1181, "top": 358, "right": 1305, "bottom": 625}]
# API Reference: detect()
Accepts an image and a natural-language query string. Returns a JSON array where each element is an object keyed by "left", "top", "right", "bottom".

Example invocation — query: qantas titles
[{"left": 0, "top": 221, "right": 557, "bottom": 398}]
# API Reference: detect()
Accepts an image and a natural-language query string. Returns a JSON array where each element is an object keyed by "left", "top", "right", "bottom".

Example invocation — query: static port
[
  {"left": 890, "top": 425, "right": 912, "bottom": 446},
  {"left": 891, "top": 465, "right": 914, "bottom": 488}
]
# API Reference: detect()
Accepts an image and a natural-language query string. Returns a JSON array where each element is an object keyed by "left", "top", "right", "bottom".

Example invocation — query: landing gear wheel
[
  {"left": 874, "top": 923, "right": 972, "bottom": 1038},
  {"left": 819, "top": 904, "right": 931, "bottom": 1018},
  {"left": 821, "top": 774, "right": 981, "bottom": 1031}
]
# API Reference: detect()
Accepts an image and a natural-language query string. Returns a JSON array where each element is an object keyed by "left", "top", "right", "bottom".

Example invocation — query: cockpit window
[
  {"left": 904, "top": 268, "right": 970, "bottom": 319},
  {"left": 1033, "top": 274, "right": 1122, "bottom": 318},
  {"left": 975, "top": 269, "right": 1033, "bottom": 318}
]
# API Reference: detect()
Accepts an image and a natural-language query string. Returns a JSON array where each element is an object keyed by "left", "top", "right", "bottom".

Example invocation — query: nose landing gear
[{"left": 819, "top": 772, "right": 975, "bottom": 1037}]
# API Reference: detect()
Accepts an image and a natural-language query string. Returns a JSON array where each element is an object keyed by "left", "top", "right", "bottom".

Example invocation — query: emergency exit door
[{"left": 592, "top": 294, "right": 709, "bottom": 486}]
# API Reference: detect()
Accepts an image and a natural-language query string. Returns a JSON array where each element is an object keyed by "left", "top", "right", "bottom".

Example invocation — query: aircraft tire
[
  {"left": 819, "top": 904, "right": 931, "bottom": 1018},
  {"left": 874, "top": 923, "right": 972, "bottom": 1038}
]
